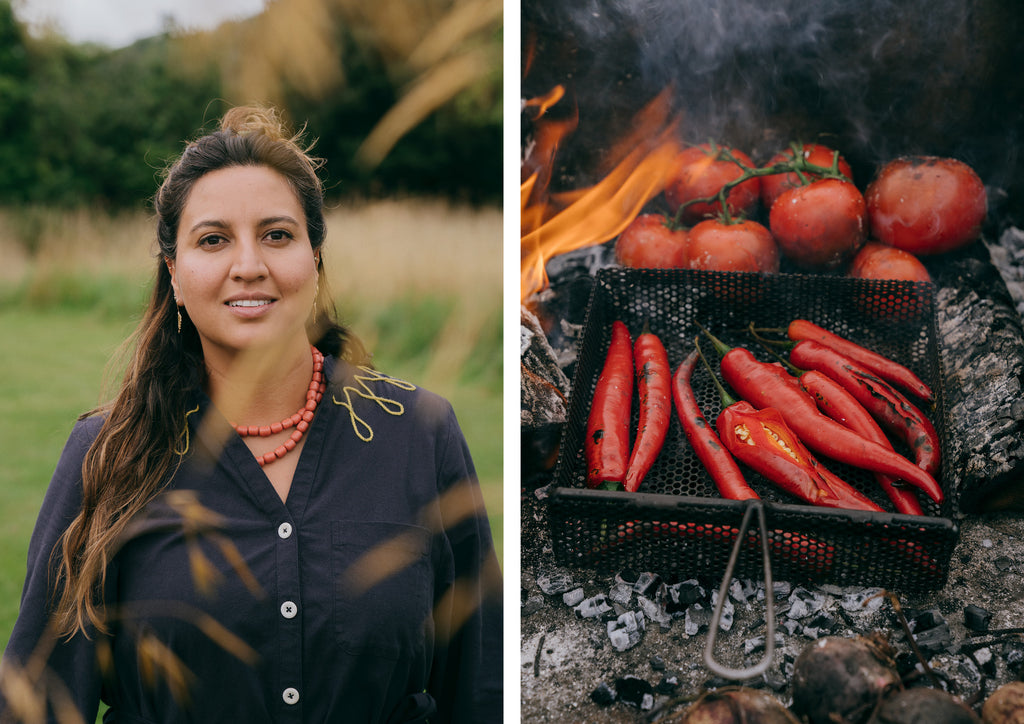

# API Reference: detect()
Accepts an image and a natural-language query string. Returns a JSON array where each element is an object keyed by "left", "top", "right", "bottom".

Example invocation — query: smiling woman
[{"left": 0, "top": 106, "right": 503, "bottom": 723}]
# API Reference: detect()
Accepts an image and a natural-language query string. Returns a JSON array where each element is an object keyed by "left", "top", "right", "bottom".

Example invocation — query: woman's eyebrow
[
  {"left": 187, "top": 216, "right": 300, "bottom": 235},
  {"left": 259, "top": 215, "right": 301, "bottom": 227}
]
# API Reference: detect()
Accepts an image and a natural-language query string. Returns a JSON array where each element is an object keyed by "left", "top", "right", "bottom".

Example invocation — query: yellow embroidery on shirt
[
  {"left": 331, "top": 367, "right": 416, "bottom": 442},
  {"left": 175, "top": 405, "right": 202, "bottom": 456}
]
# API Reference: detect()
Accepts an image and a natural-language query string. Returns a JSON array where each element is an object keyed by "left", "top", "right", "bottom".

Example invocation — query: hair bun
[{"left": 219, "top": 105, "right": 291, "bottom": 141}]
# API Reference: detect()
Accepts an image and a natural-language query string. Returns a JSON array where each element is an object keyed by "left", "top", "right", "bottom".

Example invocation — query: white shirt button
[
  {"left": 278, "top": 522, "right": 293, "bottom": 539},
  {"left": 283, "top": 687, "right": 300, "bottom": 705},
  {"left": 280, "top": 601, "right": 298, "bottom": 619}
]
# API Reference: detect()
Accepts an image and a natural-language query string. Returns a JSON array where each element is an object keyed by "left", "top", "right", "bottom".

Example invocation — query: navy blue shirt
[{"left": 2, "top": 357, "right": 503, "bottom": 723}]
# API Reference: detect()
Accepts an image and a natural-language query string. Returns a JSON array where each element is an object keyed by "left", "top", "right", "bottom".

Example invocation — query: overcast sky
[{"left": 14, "top": 0, "right": 267, "bottom": 48}]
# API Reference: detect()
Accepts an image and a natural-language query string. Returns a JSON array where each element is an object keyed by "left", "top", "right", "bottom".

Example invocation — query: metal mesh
[{"left": 549, "top": 268, "right": 957, "bottom": 593}]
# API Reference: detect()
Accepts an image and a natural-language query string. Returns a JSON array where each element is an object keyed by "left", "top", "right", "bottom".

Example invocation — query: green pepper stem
[
  {"left": 748, "top": 324, "right": 804, "bottom": 377},
  {"left": 695, "top": 321, "right": 732, "bottom": 359},
  {"left": 695, "top": 336, "right": 738, "bottom": 408}
]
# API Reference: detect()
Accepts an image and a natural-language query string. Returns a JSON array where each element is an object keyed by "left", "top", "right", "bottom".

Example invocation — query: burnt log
[{"left": 929, "top": 238, "right": 1024, "bottom": 513}]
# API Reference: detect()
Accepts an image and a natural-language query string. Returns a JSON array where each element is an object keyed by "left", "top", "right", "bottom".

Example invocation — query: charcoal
[
  {"left": 520, "top": 307, "right": 572, "bottom": 480},
  {"left": 841, "top": 587, "right": 885, "bottom": 614},
  {"left": 994, "top": 556, "right": 1016, "bottom": 572},
  {"left": 608, "top": 610, "right": 646, "bottom": 651},
  {"left": 666, "top": 580, "right": 704, "bottom": 614},
  {"left": 711, "top": 591, "right": 735, "bottom": 632},
  {"left": 562, "top": 587, "right": 585, "bottom": 607},
  {"left": 537, "top": 569, "right": 575, "bottom": 595},
  {"left": 614, "top": 675, "right": 654, "bottom": 709},
  {"left": 616, "top": 568, "right": 640, "bottom": 585},
  {"left": 575, "top": 594, "right": 613, "bottom": 619},
  {"left": 913, "top": 621, "right": 953, "bottom": 655},
  {"left": 522, "top": 596, "right": 545, "bottom": 616},
  {"left": 590, "top": 681, "right": 616, "bottom": 706},
  {"left": 787, "top": 587, "right": 827, "bottom": 619},
  {"left": 930, "top": 242, "right": 1024, "bottom": 512},
  {"left": 637, "top": 595, "right": 672, "bottom": 630},
  {"left": 974, "top": 647, "right": 997, "bottom": 677},
  {"left": 656, "top": 674, "right": 680, "bottom": 695},
  {"left": 632, "top": 571, "right": 661, "bottom": 597},
  {"left": 608, "top": 582, "right": 634, "bottom": 606},
  {"left": 908, "top": 608, "right": 946, "bottom": 632},
  {"left": 685, "top": 603, "right": 710, "bottom": 635},
  {"left": 963, "top": 603, "right": 993, "bottom": 632}
]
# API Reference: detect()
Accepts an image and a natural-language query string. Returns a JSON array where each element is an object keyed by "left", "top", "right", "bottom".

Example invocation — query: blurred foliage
[{"left": 0, "top": 0, "right": 502, "bottom": 210}]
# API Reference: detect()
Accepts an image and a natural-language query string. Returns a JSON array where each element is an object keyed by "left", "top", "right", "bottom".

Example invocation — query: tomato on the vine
[
  {"left": 614, "top": 213, "right": 689, "bottom": 269},
  {"left": 769, "top": 178, "right": 867, "bottom": 271},
  {"left": 664, "top": 143, "right": 760, "bottom": 224},
  {"left": 865, "top": 156, "right": 987, "bottom": 255},
  {"left": 685, "top": 218, "right": 779, "bottom": 274},
  {"left": 760, "top": 143, "right": 854, "bottom": 210}
]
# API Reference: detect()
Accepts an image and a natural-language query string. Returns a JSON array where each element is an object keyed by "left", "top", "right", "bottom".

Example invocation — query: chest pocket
[{"left": 331, "top": 521, "right": 434, "bottom": 658}]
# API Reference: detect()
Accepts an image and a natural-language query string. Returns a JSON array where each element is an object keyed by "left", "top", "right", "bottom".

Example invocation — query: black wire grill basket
[{"left": 548, "top": 267, "right": 958, "bottom": 594}]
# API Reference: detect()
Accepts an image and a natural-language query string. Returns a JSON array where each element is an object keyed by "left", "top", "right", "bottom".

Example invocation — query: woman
[{"left": 0, "top": 107, "right": 503, "bottom": 723}]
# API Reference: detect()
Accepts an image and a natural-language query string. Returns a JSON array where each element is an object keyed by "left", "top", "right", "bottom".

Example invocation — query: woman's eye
[
  {"left": 266, "top": 229, "right": 294, "bottom": 242},
  {"left": 198, "top": 234, "right": 226, "bottom": 248}
]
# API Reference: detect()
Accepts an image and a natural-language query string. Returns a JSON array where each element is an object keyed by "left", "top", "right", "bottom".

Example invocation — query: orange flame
[{"left": 520, "top": 87, "right": 682, "bottom": 301}]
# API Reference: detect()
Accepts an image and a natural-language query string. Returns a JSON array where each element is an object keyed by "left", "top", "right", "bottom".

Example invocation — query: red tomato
[
  {"left": 614, "top": 213, "right": 689, "bottom": 268},
  {"left": 865, "top": 156, "right": 987, "bottom": 255},
  {"left": 664, "top": 144, "right": 760, "bottom": 224},
  {"left": 685, "top": 218, "right": 779, "bottom": 273},
  {"left": 848, "top": 242, "right": 932, "bottom": 283},
  {"left": 769, "top": 178, "right": 867, "bottom": 271},
  {"left": 760, "top": 143, "right": 854, "bottom": 210},
  {"left": 848, "top": 242, "right": 932, "bottom": 319}
]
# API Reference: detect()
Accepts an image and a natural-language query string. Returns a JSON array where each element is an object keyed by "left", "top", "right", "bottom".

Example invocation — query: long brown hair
[{"left": 53, "top": 106, "right": 367, "bottom": 637}]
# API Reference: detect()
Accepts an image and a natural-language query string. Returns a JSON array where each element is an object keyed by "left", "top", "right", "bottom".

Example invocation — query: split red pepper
[
  {"left": 585, "top": 321, "right": 633, "bottom": 489},
  {"left": 624, "top": 324, "right": 671, "bottom": 492},
  {"left": 800, "top": 370, "right": 925, "bottom": 516},
  {"left": 787, "top": 319, "right": 934, "bottom": 403},
  {"left": 672, "top": 347, "right": 759, "bottom": 501},
  {"left": 705, "top": 332, "right": 944, "bottom": 504},
  {"left": 717, "top": 401, "right": 883, "bottom": 512},
  {"left": 789, "top": 339, "right": 941, "bottom": 478}
]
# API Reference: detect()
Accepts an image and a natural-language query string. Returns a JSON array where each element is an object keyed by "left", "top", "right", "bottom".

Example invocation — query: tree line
[{"left": 0, "top": 0, "right": 502, "bottom": 210}]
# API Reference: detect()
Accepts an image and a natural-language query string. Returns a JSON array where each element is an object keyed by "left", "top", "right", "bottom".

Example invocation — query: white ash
[
  {"left": 607, "top": 610, "right": 646, "bottom": 652},
  {"left": 562, "top": 587, "right": 585, "bottom": 607},
  {"left": 575, "top": 594, "right": 613, "bottom": 619},
  {"left": 608, "top": 582, "right": 634, "bottom": 606},
  {"left": 710, "top": 590, "right": 736, "bottom": 632}
]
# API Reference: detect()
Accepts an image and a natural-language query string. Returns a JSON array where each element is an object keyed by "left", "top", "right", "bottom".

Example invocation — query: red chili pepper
[
  {"left": 672, "top": 348, "right": 759, "bottom": 501},
  {"left": 789, "top": 339, "right": 941, "bottom": 479},
  {"left": 623, "top": 324, "right": 672, "bottom": 493},
  {"left": 787, "top": 319, "right": 934, "bottom": 403},
  {"left": 585, "top": 321, "right": 633, "bottom": 489},
  {"left": 716, "top": 402, "right": 883, "bottom": 511},
  {"left": 800, "top": 370, "right": 925, "bottom": 516},
  {"left": 704, "top": 333, "right": 944, "bottom": 504}
]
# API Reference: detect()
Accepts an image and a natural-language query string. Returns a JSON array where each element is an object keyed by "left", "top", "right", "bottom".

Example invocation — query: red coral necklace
[{"left": 232, "top": 346, "right": 326, "bottom": 467}]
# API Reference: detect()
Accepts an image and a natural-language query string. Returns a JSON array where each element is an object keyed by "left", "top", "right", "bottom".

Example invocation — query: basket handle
[{"left": 702, "top": 500, "right": 776, "bottom": 680}]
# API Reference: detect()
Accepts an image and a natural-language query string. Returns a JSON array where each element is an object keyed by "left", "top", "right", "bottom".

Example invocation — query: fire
[{"left": 520, "top": 87, "right": 683, "bottom": 301}]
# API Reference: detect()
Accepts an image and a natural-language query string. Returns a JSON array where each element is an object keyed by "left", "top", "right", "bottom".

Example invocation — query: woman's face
[{"left": 168, "top": 164, "right": 318, "bottom": 362}]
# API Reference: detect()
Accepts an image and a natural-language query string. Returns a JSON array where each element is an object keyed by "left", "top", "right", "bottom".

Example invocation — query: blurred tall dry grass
[{"left": 0, "top": 197, "right": 503, "bottom": 544}]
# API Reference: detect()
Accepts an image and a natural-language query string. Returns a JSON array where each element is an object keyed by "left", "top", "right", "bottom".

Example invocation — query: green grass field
[{"left": 0, "top": 201, "right": 503, "bottom": 662}]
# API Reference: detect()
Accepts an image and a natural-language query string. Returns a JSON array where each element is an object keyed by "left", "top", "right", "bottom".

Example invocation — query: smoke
[{"left": 523, "top": 0, "right": 1024, "bottom": 226}]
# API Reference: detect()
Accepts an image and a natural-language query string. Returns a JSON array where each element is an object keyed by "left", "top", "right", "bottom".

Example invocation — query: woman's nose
[{"left": 231, "top": 238, "right": 269, "bottom": 279}]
